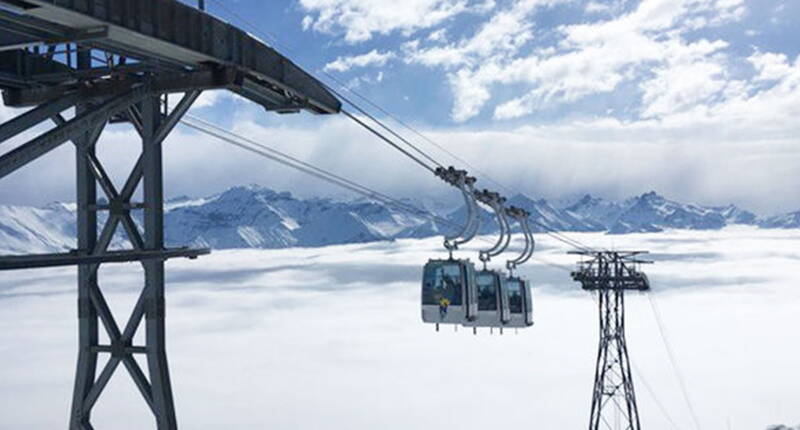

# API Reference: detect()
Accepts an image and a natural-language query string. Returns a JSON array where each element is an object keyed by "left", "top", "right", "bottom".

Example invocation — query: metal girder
[
  {"left": 0, "top": 92, "right": 77, "bottom": 143},
  {"left": 0, "top": 0, "right": 341, "bottom": 113},
  {"left": 60, "top": 89, "right": 202, "bottom": 429},
  {"left": 0, "top": 85, "right": 148, "bottom": 179},
  {"left": 140, "top": 94, "right": 178, "bottom": 430},
  {"left": 153, "top": 91, "right": 200, "bottom": 144},
  {"left": 0, "top": 24, "right": 106, "bottom": 51},
  {"left": 0, "top": 248, "right": 210, "bottom": 270},
  {"left": 3, "top": 67, "right": 239, "bottom": 107}
]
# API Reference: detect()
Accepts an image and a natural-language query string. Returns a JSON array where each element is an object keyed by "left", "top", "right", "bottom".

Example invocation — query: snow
[
  {"left": 164, "top": 195, "right": 219, "bottom": 211},
  {"left": 0, "top": 227, "right": 798, "bottom": 429},
  {"left": 3, "top": 186, "right": 800, "bottom": 254}
]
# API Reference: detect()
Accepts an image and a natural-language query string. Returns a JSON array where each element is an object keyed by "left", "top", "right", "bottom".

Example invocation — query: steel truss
[
  {"left": 571, "top": 251, "right": 651, "bottom": 430},
  {"left": 0, "top": 1, "right": 339, "bottom": 428},
  {"left": 0, "top": 49, "right": 219, "bottom": 429}
]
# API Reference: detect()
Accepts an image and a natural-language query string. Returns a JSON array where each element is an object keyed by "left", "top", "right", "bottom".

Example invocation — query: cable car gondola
[
  {"left": 421, "top": 167, "right": 479, "bottom": 327},
  {"left": 502, "top": 276, "right": 534, "bottom": 328}
]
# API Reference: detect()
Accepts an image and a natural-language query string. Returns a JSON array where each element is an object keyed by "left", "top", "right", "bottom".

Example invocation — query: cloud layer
[{"left": 1, "top": 229, "right": 799, "bottom": 428}]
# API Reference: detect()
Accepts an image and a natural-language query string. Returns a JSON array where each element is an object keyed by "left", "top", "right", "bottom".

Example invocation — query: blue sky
[
  {"left": 193, "top": 0, "right": 800, "bottom": 126},
  {"left": 2, "top": 0, "right": 800, "bottom": 213}
]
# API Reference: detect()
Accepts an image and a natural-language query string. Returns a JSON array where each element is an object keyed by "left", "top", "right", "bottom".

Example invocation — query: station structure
[{"left": 0, "top": 1, "right": 340, "bottom": 428}]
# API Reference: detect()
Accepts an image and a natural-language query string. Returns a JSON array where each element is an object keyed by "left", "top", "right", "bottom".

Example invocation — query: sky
[
  {"left": 1, "top": 228, "right": 799, "bottom": 429},
  {"left": 1, "top": 0, "right": 800, "bottom": 214}
]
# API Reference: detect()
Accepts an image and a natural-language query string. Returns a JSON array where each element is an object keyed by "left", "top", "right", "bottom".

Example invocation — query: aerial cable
[
  {"left": 184, "top": 115, "right": 415, "bottom": 211},
  {"left": 630, "top": 362, "right": 682, "bottom": 430},
  {"left": 320, "top": 70, "right": 515, "bottom": 195},
  {"left": 528, "top": 218, "right": 596, "bottom": 253},
  {"left": 647, "top": 292, "right": 703, "bottom": 430},
  {"left": 196, "top": 2, "right": 600, "bottom": 254},
  {"left": 341, "top": 109, "right": 437, "bottom": 174},
  {"left": 183, "top": 115, "right": 583, "bottom": 276},
  {"left": 325, "top": 84, "right": 444, "bottom": 169},
  {"left": 181, "top": 117, "right": 445, "bottom": 226},
  {"left": 181, "top": 117, "right": 528, "bottom": 249}
]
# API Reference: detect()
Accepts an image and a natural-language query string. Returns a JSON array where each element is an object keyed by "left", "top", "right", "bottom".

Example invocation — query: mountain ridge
[{"left": 1, "top": 185, "right": 797, "bottom": 253}]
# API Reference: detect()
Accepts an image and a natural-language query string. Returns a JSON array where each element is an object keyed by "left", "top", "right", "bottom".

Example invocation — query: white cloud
[
  {"left": 639, "top": 39, "right": 731, "bottom": 118},
  {"left": 750, "top": 51, "right": 796, "bottom": 82},
  {"left": 323, "top": 49, "right": 396, "bottom": 72},
  {"left": 427, "top": 28, "right": 448, "bottom": 42},
  {"left": 298, "top": 0, "right": 470, "bottom": 43},
  {"left": 2, "top": 230, "right": 800, "bottom": 428},
  {"left": 3, "top": 84, "right": 800, "bottom": 214},
  {"left": 400, "top": 0, "right": 753, "bottom": 122},
  {"left": 193, "top": 90, "right": 228, "bottom": 109}
]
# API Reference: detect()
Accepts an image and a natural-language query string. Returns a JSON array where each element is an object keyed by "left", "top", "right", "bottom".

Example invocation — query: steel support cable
[
  {"left": 183, "top": 116, "right": 579, "bottom": 274},
  {"left": 325, "top": 84, "right": 444, "bottom": 169},
  {"left": 527, "top": 218, "right": 596, "bottom": 253},
  {"left": 185, "top": 117, "right": 501, "bottom": 251},
  {"left": 184, "top": 114, "right": 440, "bottom": 232},
  {"left": 181, "top": 119, "right": 444, "bottom": 226},
  {"left": 630, "top": 361, "right": 682, "bottom": 430},
  {"left": 185, "top": 114, "right": 424, "bottom": 214},
  {"left": 200, "top": 1, "right": 601, "bottom": 255},
  {"left": 341, "top": 109, "right": 437, "bottom": 174},
  {"left": 647, "top": 292, "right": 703, "bottom": 430},
  {"left": 319, "top": 70, "right": 514, "bottom": 192},
  {"left": 204, "top": 2, "right": 445, "bottom": 178}
]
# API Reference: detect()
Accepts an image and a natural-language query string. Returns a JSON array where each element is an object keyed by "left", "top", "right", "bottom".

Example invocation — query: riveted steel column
[
  {"left": 141, "top": 93, "right": 178, "bottom": 429},
  {"left": 70, "top": 49, "right": 99, "bottom": 430}
]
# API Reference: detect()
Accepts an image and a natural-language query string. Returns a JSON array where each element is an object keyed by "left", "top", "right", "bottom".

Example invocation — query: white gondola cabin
[{"left": 421, "top": 259, "right": 478, "bottom": 325}]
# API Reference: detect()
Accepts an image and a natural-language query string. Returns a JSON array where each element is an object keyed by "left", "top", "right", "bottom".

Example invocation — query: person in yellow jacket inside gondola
[{"left": 438, "top": 296, "right": 451, "bottom": 319}]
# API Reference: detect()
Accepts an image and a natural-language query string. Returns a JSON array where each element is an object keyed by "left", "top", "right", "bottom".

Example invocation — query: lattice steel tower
[
  {"left": 0, "top": 1, "right": 340, "bottom": 428},
  {"left": 571, "top": 251, "right": 651, "bottom": 430}
]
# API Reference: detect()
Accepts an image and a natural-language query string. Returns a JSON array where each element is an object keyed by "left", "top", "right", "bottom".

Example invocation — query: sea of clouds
[{"left": 0, "top": 227, "right": 798, "bottom": 429}]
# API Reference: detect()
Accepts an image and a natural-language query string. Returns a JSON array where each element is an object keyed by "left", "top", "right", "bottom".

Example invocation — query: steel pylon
[
  {"left": 571, "top": 251, "right": 651, "bottom": 430},
  {"left": 589, "top": 286, "right": 641, "bottom": 430}
]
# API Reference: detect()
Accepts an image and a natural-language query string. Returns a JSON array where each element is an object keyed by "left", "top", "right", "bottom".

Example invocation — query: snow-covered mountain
[
  {"left": 608, "top": 191, "right": 726, "bottom": 233},
  {"left": 564, "top": 191, "right": 757, "bottom": 234},
  {"left": 0, "top": 203, "right": 77, "bottom": 254},
  {"left": 0, "top": 185, "right": 434, "bottom": 254},
  {"left": 162, "top": 185, "right": 442, "bottom": 249},
  {"left": 759, "top": 211, "right": 800, "bottom": 229},
  {"left": 0, "top": 185, "right": 796, "bottom": 253}
]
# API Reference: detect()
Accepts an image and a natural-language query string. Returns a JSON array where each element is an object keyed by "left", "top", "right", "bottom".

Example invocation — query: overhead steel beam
[
  {"left": 153, "top": 91, "right": 201, "bottom": 145},
  {"left": 0, "top": 0, "right": 341, "bottom": 113},
  {"left": 0, "top": 24, "right": 106, "bottom": 51},
  {"left": 0, "top": 92, "right": 77, "bottom": 143},
  {"left": 0, "top": 85, "right": 148, "bottom": 179},
  {"left": 0, "top": 248, "right": 210, "bottom": 270},
  {"left": 3, "top": 67, "right": 240, "bottom": 107}
]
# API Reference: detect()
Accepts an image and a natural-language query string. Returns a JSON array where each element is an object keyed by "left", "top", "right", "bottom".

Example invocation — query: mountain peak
[{"left": 639, "top": 190, "right": 662, "bottom": 200}]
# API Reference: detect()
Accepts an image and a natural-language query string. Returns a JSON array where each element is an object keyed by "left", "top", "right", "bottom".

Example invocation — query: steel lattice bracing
[
  {"left": 0, "top": 1, "right": 341, "bottom": 428},
  {"left": 571, "top": 251, "right": 651, "bottom": 430},
  {"left": 66, "top": 59, "right": 203, "bottom": 428}
]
